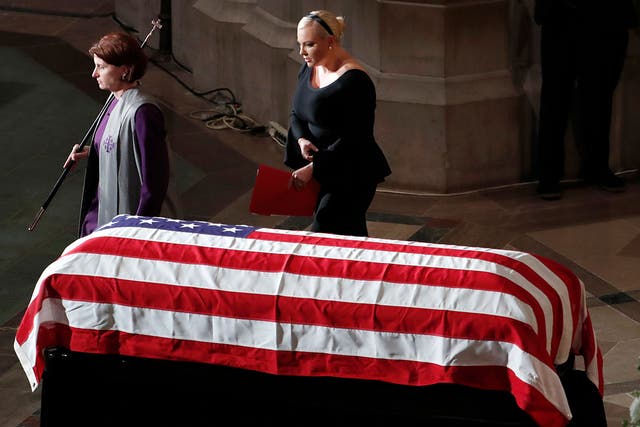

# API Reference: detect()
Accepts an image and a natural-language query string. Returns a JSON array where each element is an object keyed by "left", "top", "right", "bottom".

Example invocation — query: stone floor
[{"left": 2, "top": 2, "right": 640, "bottom": 426}]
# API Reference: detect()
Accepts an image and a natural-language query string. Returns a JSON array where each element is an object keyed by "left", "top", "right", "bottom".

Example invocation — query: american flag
[{"left": 14, "top": 215, "right": 602, "bottom": 427}]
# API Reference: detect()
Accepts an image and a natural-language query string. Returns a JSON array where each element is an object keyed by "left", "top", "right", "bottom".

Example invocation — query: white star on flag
[
  {"left": 222, "top": 227, "right": 241, "bottom": 233},
  {"left": 180, "top": 223, "right": 199, "bottom": 229}
]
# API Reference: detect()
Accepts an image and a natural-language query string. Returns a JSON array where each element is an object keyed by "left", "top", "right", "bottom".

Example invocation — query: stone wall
[{"left": 114, "top": 0, "right": 640, "bottom": 194}]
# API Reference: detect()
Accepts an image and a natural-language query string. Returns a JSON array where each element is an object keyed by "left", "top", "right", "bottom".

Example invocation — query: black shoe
[
  {"left": 597, "top": 170, "right": 626, "bottom": 193},
  {"left": 537, "top": 181, "right": 562, "bottom": 200}
]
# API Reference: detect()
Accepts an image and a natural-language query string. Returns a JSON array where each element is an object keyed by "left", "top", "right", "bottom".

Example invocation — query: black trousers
[
  {"left": 311, "top": 183, "right": 377, "bottom": 237},
  {"left": 537, "top": 18, "right": 629, "bottom": 184}
]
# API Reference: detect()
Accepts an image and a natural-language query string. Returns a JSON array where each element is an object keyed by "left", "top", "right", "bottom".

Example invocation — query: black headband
[{"left": 306, "top": 14, "right": 334, "bottom": 36}]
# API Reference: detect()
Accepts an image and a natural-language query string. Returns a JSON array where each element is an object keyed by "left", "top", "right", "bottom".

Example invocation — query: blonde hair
[{"left": 298, "top": 10, "right": 346, "bottom": 42}]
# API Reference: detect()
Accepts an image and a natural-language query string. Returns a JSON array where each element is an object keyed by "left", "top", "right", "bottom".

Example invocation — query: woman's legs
[{"left": 311, "top": 184, "right": 377, "bottom": 237}]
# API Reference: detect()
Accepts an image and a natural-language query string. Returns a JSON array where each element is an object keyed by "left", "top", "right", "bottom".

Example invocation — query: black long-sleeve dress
[{"left": 284, "top": 64, "right": 391, "bottom": 236}]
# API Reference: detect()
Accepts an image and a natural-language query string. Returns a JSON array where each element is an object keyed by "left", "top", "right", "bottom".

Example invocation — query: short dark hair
[{"left": 89, "top": 32, "right": 148, "bottom": 82}]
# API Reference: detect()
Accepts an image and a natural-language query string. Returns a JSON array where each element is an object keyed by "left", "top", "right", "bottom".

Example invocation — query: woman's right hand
[
  {"left": 63, "top": 144, "right": 89, "bottom": 169},
  {"left": 289, "top": 163, "right": 314, "bottom": 191},
  {"left": 298, "top": 138, "right": 318, "bottom": 162}
]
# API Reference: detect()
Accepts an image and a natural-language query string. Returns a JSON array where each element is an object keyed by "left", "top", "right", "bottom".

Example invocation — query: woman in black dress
[{"left": 284, "top": 10, "right": 391, "bottom": 237}]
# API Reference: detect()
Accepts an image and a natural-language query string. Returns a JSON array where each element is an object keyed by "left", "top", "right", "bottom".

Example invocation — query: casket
[{"left": 14, "top": 215, "right": 604, "bottom": 426}]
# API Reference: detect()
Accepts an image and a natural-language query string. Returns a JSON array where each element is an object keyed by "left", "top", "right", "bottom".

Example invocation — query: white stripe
[
  {"left": 48, "top": 252, "right": 538, "bottom": 331},
  {"left": 55, "top": 297, "right": 570, "bottom": 418},
  {"left": 13, "top": 340, "right": 38, "bottom": 392},
  {"left": 507, "top": 252, "right": 577, "bottom": 365}
]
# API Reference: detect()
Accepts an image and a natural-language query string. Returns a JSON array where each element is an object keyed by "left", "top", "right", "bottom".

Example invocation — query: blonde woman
[{"left": 284, "top": 10, "right": 391, "bottom": 237}]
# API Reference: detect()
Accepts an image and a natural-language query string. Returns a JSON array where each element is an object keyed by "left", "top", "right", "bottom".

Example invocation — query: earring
[{"left": 121, "top": 73, "right": 127, "bottom": 81}]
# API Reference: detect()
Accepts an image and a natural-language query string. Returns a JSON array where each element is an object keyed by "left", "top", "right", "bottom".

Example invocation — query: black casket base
[{"left": 40, "top": 347, "right": 540, "bottom": 427}]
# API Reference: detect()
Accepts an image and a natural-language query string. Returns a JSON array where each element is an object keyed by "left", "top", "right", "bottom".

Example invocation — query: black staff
[{"left": 28, "top": 19, "right": 162, "bottom": 231}]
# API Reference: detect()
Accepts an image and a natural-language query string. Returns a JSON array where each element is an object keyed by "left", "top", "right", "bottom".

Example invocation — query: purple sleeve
[{"left": 135, "top": 104, "right": 170, "bottom": 216}]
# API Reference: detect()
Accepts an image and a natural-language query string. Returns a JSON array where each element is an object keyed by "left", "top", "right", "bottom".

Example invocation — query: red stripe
[
  {"left": 15, "top": 281, "right": 54, "bottom": 344},
  {"left": 580, "top": 313, "right": 604, "bottom": 393}
]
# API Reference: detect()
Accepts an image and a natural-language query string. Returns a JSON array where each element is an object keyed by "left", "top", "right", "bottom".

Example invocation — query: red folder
[{"left": 249, "top": 164, "right": 319, "bottom": 216}]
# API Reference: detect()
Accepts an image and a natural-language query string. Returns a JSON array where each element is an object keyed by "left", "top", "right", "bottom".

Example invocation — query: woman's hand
[
  {"left": 63, "top": 144, "right": 89, "bottom": 170},
  {"left": 289, "top": 163, "right": 314, "bottom": 191},
  {"left": 298, "top": 138, "right": 318, "bottom": 162}
]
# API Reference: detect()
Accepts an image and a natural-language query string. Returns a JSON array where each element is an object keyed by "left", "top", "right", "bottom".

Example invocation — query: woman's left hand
[{"left": 289, "top": 163, "right": 314, "bottom": 191}]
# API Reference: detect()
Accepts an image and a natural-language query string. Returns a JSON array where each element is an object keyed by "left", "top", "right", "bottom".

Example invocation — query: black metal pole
[
  {"left": 159, "top": 0, "right": 171, "bottom": 56},
  {"left": 27, "top": 95, "right": 112, "bottom": 231}
]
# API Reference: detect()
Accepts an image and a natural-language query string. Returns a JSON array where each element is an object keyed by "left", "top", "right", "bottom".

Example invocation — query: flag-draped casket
[{"left": 14, "top": 215, "right": 602, "bottom": 427}]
